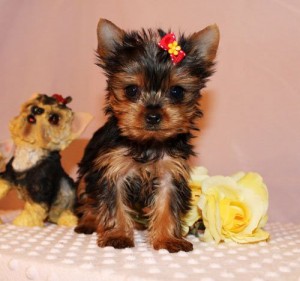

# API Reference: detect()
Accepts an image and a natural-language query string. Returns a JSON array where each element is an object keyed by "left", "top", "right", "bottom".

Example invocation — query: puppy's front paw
[
  {"left": 153, "top": 238, "right": 193, "bottom": 253},
  {"left": 98, "top": 236, "right": 134, "bottom": 249},
  {"left": 74, "top": 224, "right": 96, "bottom": 234}
]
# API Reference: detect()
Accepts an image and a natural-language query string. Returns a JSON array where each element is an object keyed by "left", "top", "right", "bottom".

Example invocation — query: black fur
[{"left": 1, "top": 151, "right": 74, "bottom": 208}]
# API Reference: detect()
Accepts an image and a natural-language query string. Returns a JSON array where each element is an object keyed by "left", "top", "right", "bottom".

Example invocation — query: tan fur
[{"left": 10, "top": 97, "right": 74, "bottom": 151}]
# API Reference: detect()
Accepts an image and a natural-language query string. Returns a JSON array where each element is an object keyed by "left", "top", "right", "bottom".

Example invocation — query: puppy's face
[
  {"left": 97, "top": 19, "right": 220, "bottom": 142},
  {"left": 10, "top": 94, "right": 74, "bottom": 150}
]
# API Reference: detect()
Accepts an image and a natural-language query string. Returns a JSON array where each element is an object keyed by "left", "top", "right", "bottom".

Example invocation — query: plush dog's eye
[
  {"left": 48, "top": 113, "right": 60, "bottom": 125},
  {"left": 169, "top": 86, "right": 184, "bottom": 102},
  {"left": 31, "top": 106, "right": 44, "bottom": 115},
  {"left": 125, "top": 85, "right": 140, "bottom": 100}
]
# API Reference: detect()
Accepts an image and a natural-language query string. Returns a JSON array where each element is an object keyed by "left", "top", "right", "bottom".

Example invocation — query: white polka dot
[
  {"left": 26, "top": 266, "right": 39, "bottom": 280},
  {"left": 80, "top": 263, "right": 94, "bottom": 269},
  {"left": 237, "top": 255, "right": 248, "bottom": 261},
  {"left": 144, "top": 258, "right": 156, "bottom": 264},
  {"left": 102, "top": 259, "right": 115, "bottom": 264},
  {"left": 235, "top": 268, "right": 247, "bottom": 273},
  {"left": 265, "top": 272, "right": 279, "bottom": 278},
  {"left": 187, "top": 258, "right": 198, "bottom": 264},
  {"left": 148, "top": 267, "right": 161, "bottom": 274},
  {"left": 47, "top": 273, "right": 59, "bottom": 281},
  {"left": 8, "top": 259, "right": 19, "bottom": 271},
  {"left": 0, "top": 244, "right": 11, "bottom": 250},
  {"left": 199, "top": 277, "right": 215, "bottom": 281},
  {"left": 213, "top": 252, "right": 225, "bottom": 258},
  {"left": 83, "top": 256, "right": 95, "bottom": 261},
  {"left": 46, "top": 255, "right": 57, "bottom": 260},
  {"left": 193, "top": 268, "right": 206, "bottom": 274},
  {"left": 125, "top": 255, "right": 136, "bottom": 261},
  {"left": 250, "top": 263, "right": 262, "bottom": 268},
  {"left": 220, "top": 272, "right": 235, "bottom": 278},
  {"left": 210, "top": 263, "right": 221, "bottom": 269},
  {"left": 161, "top": 255, "right": 172, "bottom": 261},
  {"left": 169, "top": 263, "right": 181, "bottom": 268},
  {"left": 123, "top": 263, "right": 136, "bottom": 269},
  {"left": 62, "top": 259, "right": 74, "bottom": 264},
  {"left": 28, "top": 251, "right": 39, "bottom": 256},
  {"left": 279, "top": 266, "right": 291, "bottom": 273},
  {"left": 174, "top": 272, "right": 187, "bottom": 279}
]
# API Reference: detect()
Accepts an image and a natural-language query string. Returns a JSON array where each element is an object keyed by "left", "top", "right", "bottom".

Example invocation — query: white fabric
[{"left": 0, "top": 211, "right": 299, "bottom": 281}]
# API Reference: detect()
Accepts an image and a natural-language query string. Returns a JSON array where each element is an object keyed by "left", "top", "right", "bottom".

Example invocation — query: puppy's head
[
  {"left": 97, "top": 19, "right": 220, "bottom": 142},
  {"left": 10, "top": 94, "right": 92, "bottom": 151}
]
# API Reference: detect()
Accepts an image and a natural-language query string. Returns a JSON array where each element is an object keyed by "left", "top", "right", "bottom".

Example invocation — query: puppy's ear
[
  {"left": 190, "top": 24, "right": 220, "bottom": 63},
  {"left": 97, "top": 19, "right": 125, "bottom": 58}
]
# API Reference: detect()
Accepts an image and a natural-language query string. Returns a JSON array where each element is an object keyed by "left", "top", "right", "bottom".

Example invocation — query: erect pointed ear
[
  {"left": 190, "top": 24, "right": 220, "bottom": 63},
  {"left": 0, "top": 139, "right": 15, "bottom": 170},
  {"left": 71, "top": 112, "right": 93, "bottom": 140},
  {"left": 97, "top": 18, "right": 125, "bottom": 58}
]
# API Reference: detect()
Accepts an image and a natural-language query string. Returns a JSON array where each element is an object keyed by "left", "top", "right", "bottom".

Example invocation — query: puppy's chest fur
[{"left": 79, "top": 117, "right": 193, "bottom": 207}]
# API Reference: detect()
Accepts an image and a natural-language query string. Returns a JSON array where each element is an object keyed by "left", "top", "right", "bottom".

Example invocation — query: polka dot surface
[{"left": 0, "top": 211, "right": 300, "bottom": 281}]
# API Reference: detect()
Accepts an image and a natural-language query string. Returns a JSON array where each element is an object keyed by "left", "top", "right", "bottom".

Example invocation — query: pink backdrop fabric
[{"left": 0, "top": 0, "right": 299, "bottom": 223}]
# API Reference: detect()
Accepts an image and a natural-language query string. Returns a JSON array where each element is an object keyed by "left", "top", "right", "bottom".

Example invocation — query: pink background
[{"left": 0, "top": 1, "right": 299, "bottom": 223}]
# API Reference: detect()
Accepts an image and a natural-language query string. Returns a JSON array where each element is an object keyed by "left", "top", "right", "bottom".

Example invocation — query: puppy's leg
[
  {"left": 13, "top": 202, "right": 48, "bottom": 227},
  {"left": 74, "top": 177, "right": 97, "bottom": 234},
  {"left": 148, "top": 174, "right": 193, "bottom": 253},
  {"left": 96, "top": 180, "right": 135, "bottom": 249},
  {"left": 75, "top": 208, "right": 97, "bottom": 234}
]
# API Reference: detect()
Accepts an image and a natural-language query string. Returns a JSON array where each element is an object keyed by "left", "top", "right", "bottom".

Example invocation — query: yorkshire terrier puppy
[
  {"left": 75, "top": 19, "right": 219, "bottom": 252},
  {"left": 0, "top": 94, "right": 92, "bottom": 226}
]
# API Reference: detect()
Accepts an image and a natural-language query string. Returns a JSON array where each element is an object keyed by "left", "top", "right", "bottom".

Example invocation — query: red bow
[
  {"left": 52, "top": 94, "right": 71, "bottom": 105},
  {"left": 158, "top": 33, "right": 186, "bottom": 64}
]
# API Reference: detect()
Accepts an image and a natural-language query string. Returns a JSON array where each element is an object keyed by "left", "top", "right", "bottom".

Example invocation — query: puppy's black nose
[{"left": 145, "top": 112, "right": 162, "bottom": 125}]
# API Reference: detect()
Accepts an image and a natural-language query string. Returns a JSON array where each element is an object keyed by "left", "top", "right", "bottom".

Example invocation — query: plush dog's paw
[
  {"left": 13, "top": 213, "right": 44, "bottom": 227},
  {"left": 153, "top": 238, "right": 193, "bottom": 253},
  {"left": 98, "top": 236, "right": 135, "bottom": 249},
  {"left": 13, "top": 202, "right": 47, "bottom": 227},
  {"left": 57, "top": 210, "right": 78, "bottom": 227}
]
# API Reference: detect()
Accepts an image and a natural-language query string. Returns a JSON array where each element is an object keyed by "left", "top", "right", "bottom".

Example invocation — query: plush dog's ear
[
  {"left": 97, "top": 18, "right": 125, "bottom": 58},
  {"left": 190, "top": 24, "right": 220, "bottom": 63},
  {"left": 71, "top": 112, "right": 93, "bottom": 140},
  {"left": 0, "top": 139, "right": 15, "bottom": 170}
]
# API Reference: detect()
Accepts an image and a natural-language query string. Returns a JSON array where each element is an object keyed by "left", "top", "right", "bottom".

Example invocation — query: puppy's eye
[
  {"left": 125, "top": 85, "right": 140, "bottom": 100},
  {"left": 31, "top": 106, "right": 44, "bottom": 115},
  {"left": 48, "top": 113, "right": 60, "bottom": 125},
  {"left": 169, "top": 86, "right": 184, "bottom": 102}
]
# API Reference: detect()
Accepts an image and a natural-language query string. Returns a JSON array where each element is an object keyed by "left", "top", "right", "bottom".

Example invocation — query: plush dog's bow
[
  {"left": 52, "top": 94, "right": 72, "bottom": 105},
  {"left": 158, "top": 33, "right": 186, "bottom": 64}
]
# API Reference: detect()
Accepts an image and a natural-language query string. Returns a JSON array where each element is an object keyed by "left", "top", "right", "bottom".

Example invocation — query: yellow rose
[
  {"left": 182, "top": 166, "right": 208, "bottom": 236},
  {"left": 198, "top": 172, "right": 269, "bottom": 243}
]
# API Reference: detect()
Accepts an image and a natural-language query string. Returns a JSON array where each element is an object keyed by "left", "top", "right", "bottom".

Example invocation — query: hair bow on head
[
  {"left": 158, "top": 33, "right": 186, "bottom": 64},
  {"left": 52, "top": 94, "right": 72, "bottom": 105}
]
